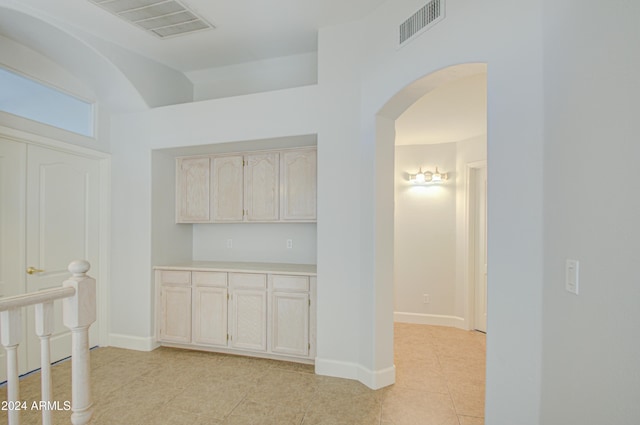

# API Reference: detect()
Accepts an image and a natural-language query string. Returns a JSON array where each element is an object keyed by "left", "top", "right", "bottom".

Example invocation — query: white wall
[
  {"left": 394, "top": 143, "right": 457, "bottom": 323},
  {"left": 358, "top": 0, "right": 544, "bottom": 421},
  {"left": 109, "top": 86, "right": 319, "bottom": 345},
  {"left": 151, "top": 150, "right": 193, "bottom": 267},
  {"left": 315, "top": 19, "right": 365, "bottom": 382},
  {"left": 540, "top": 0, "right": 640, "bottom": 423},
  {"left": 109, "top": 122, "right": 153, "bottom": 343},
  {"left": 192, "top": 223, "right": 316, "bottom": 264},
  {"left": 187, "top": 53, "right": 317, "bottom": 101},
  {"left": 394, "top": 136, "right": 486, "bottom": 328}
]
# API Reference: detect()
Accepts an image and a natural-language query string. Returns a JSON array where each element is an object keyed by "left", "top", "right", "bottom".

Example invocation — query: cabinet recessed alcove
[{"left": 151, "top": 134, "right": 318, "bottom": 363}]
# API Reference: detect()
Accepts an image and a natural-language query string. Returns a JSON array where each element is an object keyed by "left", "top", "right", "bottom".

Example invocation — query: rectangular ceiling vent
[
  {"left": 89, "top": 0, "right": 214, "bottom": 39},
  {"left": 399, "top": 0, "right": 444, "bottom": 46}
]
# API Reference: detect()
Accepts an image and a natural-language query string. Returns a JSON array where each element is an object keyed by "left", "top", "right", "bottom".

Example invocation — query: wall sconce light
[{"left": 409, "top": 167, "right": 448, "bottom": 184}]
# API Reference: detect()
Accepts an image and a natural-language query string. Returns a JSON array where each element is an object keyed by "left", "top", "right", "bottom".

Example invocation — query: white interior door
[
  {"left": 474, "top": 166, "right": 488, "bottom": 332},
  {"left": 25, "top": 145, "right": 100, "bottom": 371},
  {"left": 0, "top": 139, "right": 28, "bottom": 380}
]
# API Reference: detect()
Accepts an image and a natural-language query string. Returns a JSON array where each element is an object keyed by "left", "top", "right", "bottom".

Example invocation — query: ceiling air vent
[
  {"left": 399, "top": 0, "right": 444, "bottom": 46},
  {"left": 88, "top": 0, "right": 214, "bottom": 38}
]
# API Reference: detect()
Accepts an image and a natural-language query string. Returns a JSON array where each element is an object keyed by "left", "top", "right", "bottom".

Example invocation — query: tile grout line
[{"left": 432, "top": 334, "right": 463, "bottom": 425}]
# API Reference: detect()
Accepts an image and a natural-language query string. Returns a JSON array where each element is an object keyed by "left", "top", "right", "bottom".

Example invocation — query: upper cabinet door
[
  {"left": 244, "top": 153, "right": 279, "bottom": 221},
  {"left": 212, "top": 155, "right": 244, "bottom": 222},
  {"left": 281, "top": 149, "right": 317, "bottom": 221},
  {"left": 176, "top": 157, "right": 211, "bottom": 223}
]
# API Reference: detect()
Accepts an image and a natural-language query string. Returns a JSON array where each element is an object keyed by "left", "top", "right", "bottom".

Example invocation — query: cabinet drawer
[
  {"left": 193, "top": 271, "right": 227, "bottom": 287},
  {"left": 160, "top": 270, "right": 191, "bottom": 285},
  {"left": 271, "top": 275, "right": 309, "bottom": 292},
  {"left": 229, "top": 272, "right": 266, "bottom": 289}
]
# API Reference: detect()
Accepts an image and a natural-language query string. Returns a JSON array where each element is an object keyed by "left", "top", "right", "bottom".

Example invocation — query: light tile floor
[{"left": 0, "top": 323, "right": 485, "bottom": 425}]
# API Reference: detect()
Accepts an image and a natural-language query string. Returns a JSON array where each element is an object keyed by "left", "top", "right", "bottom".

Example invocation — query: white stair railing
[{"left": 0, "top": 260, "right": 96, "bottom": 425}]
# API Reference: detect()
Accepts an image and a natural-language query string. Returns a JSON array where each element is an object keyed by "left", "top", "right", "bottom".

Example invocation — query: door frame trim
[
  {"left": 0, "top": 124, "right": 111, "bottom": 348},
  {"left": 465, "top": 160, "right": 487, "bottom": 331}
]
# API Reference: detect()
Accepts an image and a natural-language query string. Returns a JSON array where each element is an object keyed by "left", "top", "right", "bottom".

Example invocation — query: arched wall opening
[{"left": 371, "top": 62, "right": 487, "bottom": 385}]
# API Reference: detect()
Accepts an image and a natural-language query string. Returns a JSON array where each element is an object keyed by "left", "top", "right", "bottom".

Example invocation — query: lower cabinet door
[
  {"left": 193, "top": 286, "right": 228, "bottom": 346},
  {"left": 160, "top": 285, "right": 192, "bottom": 343},
  {"left": 230, "top": 289, "right": 267, "bottom": 351},
  {"left": 271, "top": 291, "right": 310, "bottom": 357}
]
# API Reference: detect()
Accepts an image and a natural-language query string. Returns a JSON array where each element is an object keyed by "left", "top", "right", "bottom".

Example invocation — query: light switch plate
[{"left": 565, "top": 259, "right": 579, "bottom": 295}]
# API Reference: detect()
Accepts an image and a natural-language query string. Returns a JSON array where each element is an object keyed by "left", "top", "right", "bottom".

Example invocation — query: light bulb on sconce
[
  {"left": 409, "top": 166, "right": 448, "bottom": 184},
  {"left": 413, "top": 168, "right": 426, "bottom": 184},
  {"left": 431, "top": 167, "right": 443, "bottom": 182}
]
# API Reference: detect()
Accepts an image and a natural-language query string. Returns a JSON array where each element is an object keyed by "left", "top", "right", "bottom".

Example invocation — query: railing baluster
[
  {"left": 1, "top": 308, "right": 23, "bottom": 425},
  {"left": 63, "top": 260, "right": 96, "bottom": 425},
  {"left": 35, "top": 301, "right": 54, "bottom": 425}
]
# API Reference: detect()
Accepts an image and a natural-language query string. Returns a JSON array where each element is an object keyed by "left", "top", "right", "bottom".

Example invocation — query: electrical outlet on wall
[
  {"left": 226, "top": 239, "right": 233, "bottom": 249},
  {"left": 286, "top": 239, "right": 293, "bottom": 249},
  {"left": 423, "top": 294, "right": 430, "bottom": 304}
]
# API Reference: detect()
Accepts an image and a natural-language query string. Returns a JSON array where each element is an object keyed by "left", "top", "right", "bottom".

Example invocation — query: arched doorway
[{"left": 373, "top": 61, "right": 488, "bottom": 382}]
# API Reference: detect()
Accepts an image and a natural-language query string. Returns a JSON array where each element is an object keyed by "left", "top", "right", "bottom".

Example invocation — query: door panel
[
  {"left": 244, "top": 153, "right": 279, "bottom": 221},
  {"left": 176, "top": 157, "right": 210, "bottom": 223},
  {"left": 0, "top": 140, "right": 26, "bottom": 298},
  {"left": 0, "top": 139, "right": 27, "bottom": 379},
  {"left": 160, "top": 285, "right": 192, "bottom": 343},
  {"left": 271, "top": 291, "right": 309, "bottom": 356},
  {"left": 193, "top": 286, "right": 228, "bottom": 346},
  {"left": 231, "top": 289, "right": 267, "bottom": 351},
  {"left": 25, "top": 145, "right": 100, "bottom": 371},
  {"left": 474, "top": 166, "right": 488, "bottom": 332},
  {"left": 281, "top": 149, "right": 317, "bottom": 221},
  {"left": 212, "top": 155, "right": 243, "bottom": 222}
]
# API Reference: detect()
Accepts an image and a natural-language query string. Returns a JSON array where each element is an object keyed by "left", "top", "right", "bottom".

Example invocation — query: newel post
[{"left": 62, "top": 260, "right": 96, "bottom": 425}]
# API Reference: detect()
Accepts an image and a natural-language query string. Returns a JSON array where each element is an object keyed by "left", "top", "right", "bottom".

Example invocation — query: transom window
[{"left": 0, "top": 67, "right": 94, "bottom": 137}]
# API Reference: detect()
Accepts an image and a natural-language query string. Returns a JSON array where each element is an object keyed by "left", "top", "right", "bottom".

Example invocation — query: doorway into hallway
[{"left": 379, "top": 63, "right": 488, "bottom": 420}]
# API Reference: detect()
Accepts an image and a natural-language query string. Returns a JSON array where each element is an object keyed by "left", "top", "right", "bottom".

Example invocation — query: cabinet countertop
[{"left": 154, "top": 261, "right": 317, "bottom": 276}]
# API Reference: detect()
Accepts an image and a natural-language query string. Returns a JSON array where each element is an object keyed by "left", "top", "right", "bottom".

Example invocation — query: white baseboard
[
  {"left": 107, "top": 334, "right": 160, "bottom": 352},
  {"left": 315, "top": 357, "right": 395, "bottom": 390},
  {"left": 358, "top": 364, "right": 396, "bottom": 389},
  {"left": 394, "top": 312, "right": 465, "bottom": 329}
]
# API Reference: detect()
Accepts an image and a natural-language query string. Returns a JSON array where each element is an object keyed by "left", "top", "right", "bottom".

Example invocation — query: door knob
[{"left": 26, "top": 266, "right": 45, "bottom": 275}]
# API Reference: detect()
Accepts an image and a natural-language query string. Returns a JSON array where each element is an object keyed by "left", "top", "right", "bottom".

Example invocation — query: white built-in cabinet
[
  {"left": 176, "top": 147, "right": 316, "bottom": 223},
  {"left": 156, "top": 263, "right": 316, "bottom": 363}
]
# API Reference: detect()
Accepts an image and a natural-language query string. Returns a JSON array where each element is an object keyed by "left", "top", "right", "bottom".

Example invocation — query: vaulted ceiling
[{"left": 5, "top": 0, "right": 386, "bottom": 71}]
